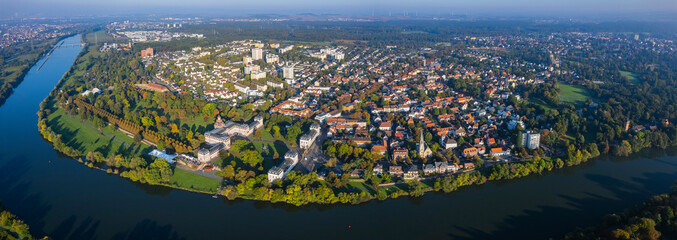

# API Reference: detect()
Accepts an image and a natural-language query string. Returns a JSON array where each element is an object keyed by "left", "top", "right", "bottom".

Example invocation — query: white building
[
  {"left": 283, "top": 65, "right": 294, "bottom": 79},
  {"left": 520, "top": 130, "right": 540, "bottom": 149},
  {"left": 265, "top": 54, "right": 279, "bottom": 64},
  {"left": 441, "top": 137, "right": 457, "bottom": 150},
  {"left": 243, "top": 56, "right": 252, "bottom": 65},
  {"left": 251, "top": 48, "right": 263, "bottom": 60},
  {"left": 279, "top": 45, "right": 294, "bottom": 54},
  {"left": 267, "top": 80, "right": 284, "bottom": 88},
  {"left": 197, "top": 143, "right": 225, "bottom": 163},
  {"left": 267, "top": 150, "right": 300, "bottom": 182},
  {"left": 299, "top": 124, "right": 321, "bottom": 149},
  {"left": 244, "top": 65, "right": 260, "bottom": 74}
]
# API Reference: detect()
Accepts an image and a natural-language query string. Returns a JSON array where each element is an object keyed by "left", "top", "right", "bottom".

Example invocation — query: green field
[
  {"left": 620, "top": 70, "right": 639, "bottom": 84},
  {"left": 527, "top": 98, "right": 553, "bottom": 111},
  {"left": 46, "top": 105, "right": 151, "bottom": 157},
  {"left": 252, "top": 140, "right": 289, "bottom": 158},
  {"left": 170, "top": 168, "right": 220, "bottom": 192},
  {"left": 559, "top": 84, "right": 593, "bottom": 105}
]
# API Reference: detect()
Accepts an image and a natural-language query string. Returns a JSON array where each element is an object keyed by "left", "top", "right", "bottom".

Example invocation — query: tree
[
  {"left": 202, "top": 103, "right": 217, "bottom": 117},
  {"left": 613, "top": 140, "right": 632, "bottom": 157},
  {"left": 408, "top": 181, "right": 426, "bottom": 197},
  {"left": 241, "top": 150, "right": 264, "bottom": 167},
  {"left": 286, "top": 125, "right": 302, "bottom": 142},
  {"left": 133, "top": 132, "right": 143, "bottom": 145},
  {"left": 221, "top": 165, "right": 235, "bottom": 179},
  {"left": 144, "top": 159, "right": 173, "bottom": 184}
]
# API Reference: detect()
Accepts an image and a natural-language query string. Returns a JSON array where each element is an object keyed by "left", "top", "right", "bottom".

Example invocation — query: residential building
[
  {"left": 519, "top": 130, "right": 540, "bottom": 149},
  {"left": 251, "top": 48, "right": 263, "bottom": 60}
]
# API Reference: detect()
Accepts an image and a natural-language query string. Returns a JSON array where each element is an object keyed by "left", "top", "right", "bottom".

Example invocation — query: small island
[{"left": 37, "top": 23, "right": 677, "bottom": 206}]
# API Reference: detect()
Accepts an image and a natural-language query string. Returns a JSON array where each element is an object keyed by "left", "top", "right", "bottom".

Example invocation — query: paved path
[{"left": 176, "top": 165, "right": 223, "bottom": 180}]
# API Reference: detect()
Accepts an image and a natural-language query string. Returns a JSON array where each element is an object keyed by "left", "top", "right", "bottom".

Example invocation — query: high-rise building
[
  {"left": 519, "top": 130, "right": 540, "bottom": 149},
  {"left": 251, "top": 48, "right": 263, "bottom": 60},
  {"left": 283, "top": 65, "right": 294, "bottom": 79}
]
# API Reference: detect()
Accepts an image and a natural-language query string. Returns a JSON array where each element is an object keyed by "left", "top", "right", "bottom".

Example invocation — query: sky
[{"left": 2, "top": 0, "right": 677, "bottom": 19}]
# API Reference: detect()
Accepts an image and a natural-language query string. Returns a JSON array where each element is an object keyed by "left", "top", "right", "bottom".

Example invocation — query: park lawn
[
  {"left": 47, "top": 107, "right": 131, "bottom": 157},
  {"left": 620, "top": 70, "right": 640, "bottom": 84},
  {"left": 527, "top": 98, "right": 553, "bottom": 111},
  {"left": 170, "top": 168, "right": 220, "bottom": 192},
  {"left": 559, "top": 83, "right": 593, "bottom": 105},
  {"left": 256, "top": 129, "right": 275, "bottom": 141},
  {"left": 252, "top": 140, "right": 289, "bottom": 158}
]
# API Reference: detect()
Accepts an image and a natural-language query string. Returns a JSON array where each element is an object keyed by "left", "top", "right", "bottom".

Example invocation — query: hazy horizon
[{"left": 3, "top": 0, "right": 677, "bottom": 20}]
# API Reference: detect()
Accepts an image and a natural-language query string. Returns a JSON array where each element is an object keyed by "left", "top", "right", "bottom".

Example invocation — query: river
[{"left": 1, "top": 34, "right": 677, "bottom": 240}]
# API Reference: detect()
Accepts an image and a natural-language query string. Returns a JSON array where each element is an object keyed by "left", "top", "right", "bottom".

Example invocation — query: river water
[{"left": 1, "top": 34, "right": 677, "bottom": 240}]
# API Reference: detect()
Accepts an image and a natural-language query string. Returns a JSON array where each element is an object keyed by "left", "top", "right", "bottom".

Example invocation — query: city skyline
[{"left": 3, "top": 0, "right": 677, "bottom": 19}]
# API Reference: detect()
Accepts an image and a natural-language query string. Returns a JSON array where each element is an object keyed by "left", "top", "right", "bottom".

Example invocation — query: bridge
[{"left": 53, "top": 43, "right": 86, "bottom": 48}]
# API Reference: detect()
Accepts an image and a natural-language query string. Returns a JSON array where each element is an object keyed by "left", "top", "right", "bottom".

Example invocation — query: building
[
  {"left": 462, "top": 147, "right": 478, "bottom": 157},
  {"left": 267, "top": 167, "right": 284, "bottom": 182},
  {"left": 204, "top": 115, "right": 264, "bottom": 149},
  {"left": 268, "top": 150, "right": 300, "bottom": 182},
  {"left": 300, "top": 124, "right": 321, "bottom": 149},
  {"left": 422, "top": 164, "right": 436, "bottom": 175},
  {"left": 242, "top": 56, "right": 252, "bottom": 65},
  {"left": 197, "top": 143, "right": 225, "bottom": 163},
  {"left": 141, "top": 48, "right": 154, "bottom": 57},
  {"left": 267, "top": 80, "right": 284, "bottom": 88},
  {"left": 244, "top": 65, "right": 260, "bottom": 74},
  {"left": 265, "top": 54, "right": 279, "bottom": 64},
  {"left": 251, "top": 48, "right": 263, "bottom": 60},
  {"left": 389, "top": 166, "right": 403, "bottom": 177},
  {"left": 250, "top": 70, "right": 266, "bottom": 80},
  {"left": 434, "top": 162, "right": 448, "bottom": 174},
  {"left": 403, "top": 165, "right": 419, "bottom": 180},
  {"left": 393, "top": 149, "right": 409, "bottom": 160},
  {"left": 417, "top": 131, "right": 433, "bottom": 159},
  {"left": 490, "top": 147, "right": 510, "bottom": 157},
  {"left": 519, "top": 130, "right": 540, "bottom": 149},
  {"left": 283, "top": 65, "right": 294, "bottom": 79},
  {"left": 440, "top": 137, "right": 457, "bottom": 149}
]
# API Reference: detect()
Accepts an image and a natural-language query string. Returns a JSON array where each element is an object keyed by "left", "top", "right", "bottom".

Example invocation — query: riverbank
[
  {"left": 0, "top": 36, "right": 65, "bottom": 108},
  {"left": 0, "top": 203, "right": 42, "bottom": 240},
  {"left": 29, "top": 37, "right": 616, "bottom": 206},
  {"left": 563, "top": 181, "right": 677, "bottom": 239}
]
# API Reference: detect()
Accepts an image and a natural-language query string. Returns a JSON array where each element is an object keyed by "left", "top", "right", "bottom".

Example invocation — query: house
[
  {"left": 350, "top": 169, "right": 365, "bottom": 178},
  {"left": 463, "top": 162, "right": 475, "bottom": 169},
  {"left": 403, "top": 165, "right": 419, "bottom": 180},
  {"left": 393, "top": 149, "right": 409, "bottom": 160},
  {"left": 462, "top": 147, "right": 478, "bottom": 157},
  {"left": 342, "top": 103, "right": 354, "bottom": 112},
  {"left": 447, "top": 163, "right": 460, "bottom": 172},
  {"left": 434, "top": 162, "right": 448, "bottom": 174},
  {"left": 422, "top": 164, "right": 436, "bottom": 175},
  {"left": 373, "top": 164, "right": 384, "bottom": 175},
  {"left": 444, "top": 138, "right": 457, "bottom": 149},
  {"left": 490, "top": 147, "right": 510, "bottom": 157},
  {"left": 371, "top": 140, "right": 388, "bottom": 156},
  {"left": 389, "top": 166, "right": 403, "bottom": 177},
  {"left": 379, "top": 121, "right": 393, "bottom": 131}
]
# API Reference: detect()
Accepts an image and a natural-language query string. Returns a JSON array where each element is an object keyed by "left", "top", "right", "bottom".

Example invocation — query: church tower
[
  {"left": 418, "top": 130, "right": 432, "bottom": 158},
  {"left": 214, "top": 115, "right": 225, "bottom": 129}
]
